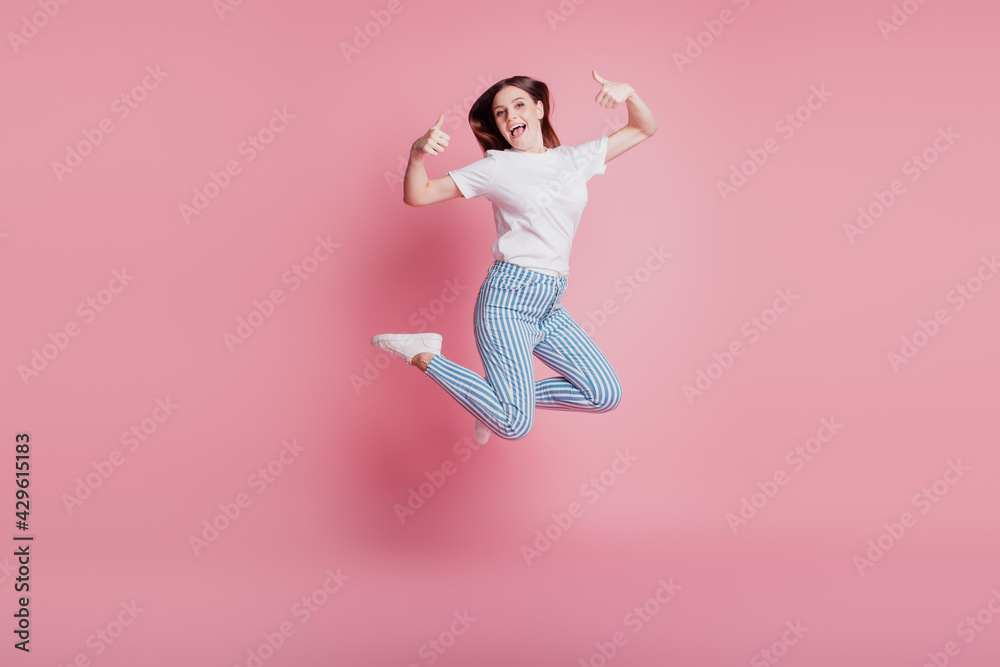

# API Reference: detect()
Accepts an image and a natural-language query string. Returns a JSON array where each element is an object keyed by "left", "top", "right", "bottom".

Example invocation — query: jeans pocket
[{"left": 489, "top": 272, "right": 531, "bottom": 292}]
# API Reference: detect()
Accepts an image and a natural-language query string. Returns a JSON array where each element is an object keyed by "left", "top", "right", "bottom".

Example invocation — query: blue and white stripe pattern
[{"left": 424, "top": 260, "right": 623, "bottom": 440}]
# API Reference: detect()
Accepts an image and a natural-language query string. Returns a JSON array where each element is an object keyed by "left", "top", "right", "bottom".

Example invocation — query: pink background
[{"left": 2, "top": 0, "right": 999, "bottom": 664}]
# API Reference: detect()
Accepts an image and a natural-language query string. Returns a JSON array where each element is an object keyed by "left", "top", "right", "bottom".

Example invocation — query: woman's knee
[
  {"left": 594, "top": 376, "right": 623, "bottom": 412},
  {"left": 504, "top": 422, "right": 533, "bottom": 440},
  {"left": 498, "top": 414, "right": 533, "bottom": 440}
]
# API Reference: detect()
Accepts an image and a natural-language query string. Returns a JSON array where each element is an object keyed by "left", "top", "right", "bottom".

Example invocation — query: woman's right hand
[{"left": 411, "top": 114, "right": 450, "bottom": 157}]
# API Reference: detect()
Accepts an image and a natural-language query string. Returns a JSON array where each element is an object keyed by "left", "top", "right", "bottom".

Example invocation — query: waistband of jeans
[{"left": 489, "top": 260, "right": 566, "bottom": 284}]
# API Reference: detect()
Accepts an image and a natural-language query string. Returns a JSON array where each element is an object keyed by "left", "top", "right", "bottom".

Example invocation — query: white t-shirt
[{"left": 447, "top": 135, "right": 609, "bottom": 277}]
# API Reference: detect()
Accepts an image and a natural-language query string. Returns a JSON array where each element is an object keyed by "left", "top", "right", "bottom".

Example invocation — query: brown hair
[{"left": 468, "top": 75, "right": 561, "bottom": 154}]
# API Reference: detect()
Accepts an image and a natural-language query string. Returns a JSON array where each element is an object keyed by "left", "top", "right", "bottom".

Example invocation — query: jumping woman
[{"left": 372, "top": 70, "right": 657, "bottom": 444}]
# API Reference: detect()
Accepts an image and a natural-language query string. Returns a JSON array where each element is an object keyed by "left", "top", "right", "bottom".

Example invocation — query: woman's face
[{"left": 493, "top": 86, "right": 544, "bottom": 149}]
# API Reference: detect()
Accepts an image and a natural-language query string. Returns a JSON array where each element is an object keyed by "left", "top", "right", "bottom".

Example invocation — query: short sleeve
[
  {"left": 447, "top": 153, "right": 498, "bottom": 199},
  {"left": 571, "top": 136, "right": 609, "bottom": 181}
]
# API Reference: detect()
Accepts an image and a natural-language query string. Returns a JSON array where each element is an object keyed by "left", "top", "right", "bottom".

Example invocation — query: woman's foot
[
  {"left": 410, "top": 352, "right": 436, "bottom": 372},
  {"left": 370, "top": 333, "right": 442, "bottom": 371}
]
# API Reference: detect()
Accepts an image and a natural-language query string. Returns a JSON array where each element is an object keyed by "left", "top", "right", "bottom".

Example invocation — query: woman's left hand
[{"left": 592, "top": 70, "right": 634, "bottom": 109}]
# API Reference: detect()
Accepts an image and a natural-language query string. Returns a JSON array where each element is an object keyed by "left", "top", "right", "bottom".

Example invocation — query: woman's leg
[
  {"left": 532, "top": 307, "right": 623, "bottom": 412},
  {"left": 421, "top": 284, "right": 541, "bottom": 440}
]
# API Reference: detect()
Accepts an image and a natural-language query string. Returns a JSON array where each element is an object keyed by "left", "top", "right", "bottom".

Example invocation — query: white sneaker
[
  {"left": 370, "top": 332, "right": 443, "bottom": 365},
  {"left": 475, "top": 419, "right": 491, "bottom": 444}
]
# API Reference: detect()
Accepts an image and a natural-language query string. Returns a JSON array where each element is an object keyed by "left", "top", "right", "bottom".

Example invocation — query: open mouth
[{"left": 510, "top": 123, "right": 526, "bottom": 138}]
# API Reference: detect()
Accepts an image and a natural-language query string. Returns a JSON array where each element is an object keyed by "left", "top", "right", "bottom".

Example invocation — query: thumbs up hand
[
  {"left": 592, "top": 70, "right": 634, "bottom": 109},
  {"left": 412, "top": 113, "right": 451, "bottom": 156}
]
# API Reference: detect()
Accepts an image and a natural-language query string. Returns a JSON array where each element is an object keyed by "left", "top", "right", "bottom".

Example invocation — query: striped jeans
[{"left": 424, "top": 260, "right": 623, "bottom": 440}]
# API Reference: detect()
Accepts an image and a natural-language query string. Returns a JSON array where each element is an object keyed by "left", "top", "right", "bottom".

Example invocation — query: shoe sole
[{"left": 370, "top": 333, "right": 442, "bottom": 344}]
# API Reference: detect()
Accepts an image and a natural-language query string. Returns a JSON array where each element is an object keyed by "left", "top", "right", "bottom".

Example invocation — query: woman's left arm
[{"left": 593, "top": 70, "right": 657, "bottom": 163}]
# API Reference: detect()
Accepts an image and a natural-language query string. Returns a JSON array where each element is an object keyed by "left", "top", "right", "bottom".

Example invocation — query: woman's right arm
[
  {"left": 403, "top": 151, "right": 463, "bottom": 207},
  {"left": 403, "top": 114, "right": 463, "bottom": 207}
]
